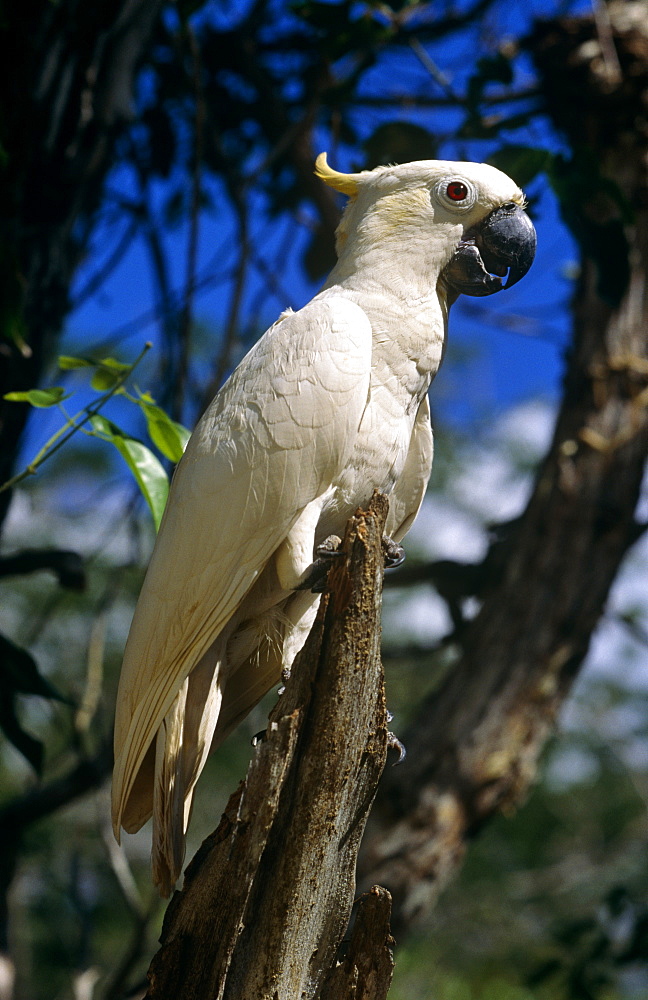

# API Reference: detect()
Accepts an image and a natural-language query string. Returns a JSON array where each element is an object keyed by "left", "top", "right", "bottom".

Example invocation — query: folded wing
[{"left": 112, "top": 295, "right": 373, "bottom": 839}]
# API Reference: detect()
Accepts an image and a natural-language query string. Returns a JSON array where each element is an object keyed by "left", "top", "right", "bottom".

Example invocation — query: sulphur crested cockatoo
[{"left": 112, "top": 154, "right": 536, "bottom": 893}]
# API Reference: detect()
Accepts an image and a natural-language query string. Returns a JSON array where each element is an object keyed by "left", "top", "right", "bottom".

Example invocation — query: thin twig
[
  {"left": 174, "top": 24, "right": 205, "bottom": 422},
  {"left": 24, "top": 488, "right": 141, "bottom": 650},
  {"left": 247, "top": 217, "right": 302, "bottom": 319},
  {"left": 141, "top": 213, "right": 178, "bottom": 409},
  {"left": 81, "top": 253, "right": 236, "bottom": 356},
  {"left": 408, "top": 35, "right": 460, "bottom": 102},
  {"left": 0, "top": 343, "right": 152, "bottom": 495},
  {"left": 0, "top": 742, "right": 113, "bottom": 832},
  {"left": 201, "top": 193, "right": 250, "bottom": 406},
  {"left": 75, "top": 612, "right": 107, "bottom": 747},
  {"left": 99, "top": 802, "right": 160, "bottom": 1000},
  {"left": 351, "top": 88, "right": 540, "bottom": 107}
]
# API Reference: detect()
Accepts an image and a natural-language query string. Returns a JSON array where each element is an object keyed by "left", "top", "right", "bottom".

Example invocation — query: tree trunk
[
  {"left": 146, "top": 493, "right": 394, "bottom": 1000},
  {"left": 358, "top": 4, "right": 648, "bottom": 935}
]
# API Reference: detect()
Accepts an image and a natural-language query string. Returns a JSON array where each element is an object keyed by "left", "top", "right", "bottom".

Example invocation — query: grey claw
[
  {"left": 315, "top": 534, "right": 343, "bottom": 559},
  {"left": 387, "top": 731, "right": 407, "bottom": 764},
  {"left": 296, "top": 535, "right": 343, "bottom": 592},
  {"left": 382, "top": 535, "right": 405, "bottom": 569}
]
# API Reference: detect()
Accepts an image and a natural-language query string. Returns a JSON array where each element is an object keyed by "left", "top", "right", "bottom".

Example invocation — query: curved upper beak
[{"left": 442, "top": 202, "right": 537, "bottom": 298}]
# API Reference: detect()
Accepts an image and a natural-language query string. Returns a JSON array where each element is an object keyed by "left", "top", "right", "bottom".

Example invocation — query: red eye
[{"left": 446, "top": 181, "right": 468, "bottom": 201}]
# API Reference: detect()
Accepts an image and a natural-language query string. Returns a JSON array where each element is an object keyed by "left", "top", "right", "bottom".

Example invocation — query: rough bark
[
  {"left": 146, "top": 493, "right": 394, "bottom": 1000},
  {"left": 319, "top": 887, "right": 395, "bottom": 1000},
  {"left": 358, "top": 5, "right": 648, "bottom": 934}
]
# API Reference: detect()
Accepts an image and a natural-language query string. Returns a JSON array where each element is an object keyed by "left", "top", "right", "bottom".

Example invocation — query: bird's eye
[
  {"left": 446, "top": 181, "right": 468, "bottom": 201},
  {"left": 432, "top": 177, "right": 475, "bottom": 211}
]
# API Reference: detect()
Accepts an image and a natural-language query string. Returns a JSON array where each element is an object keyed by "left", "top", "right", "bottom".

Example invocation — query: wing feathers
[
  {"left": 388, "top": 394, "right": 434, "bottom": 542},
  {"left": 112, "top": 295, "right": 373, "bottom": 844}
]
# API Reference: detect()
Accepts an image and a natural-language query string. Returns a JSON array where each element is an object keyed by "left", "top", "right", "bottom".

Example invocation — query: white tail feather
[
  {"left": 152, "top": 679, "right": 189, "bottom": 895},
  {"left": 151, "top": 639, "right": 226, "bottom": 895},
  {"left": 180, "top": 647, "right": 224, "bottom": 829},
  {"left": 149, "top": 593, "right": 316, "bottom": 895}
]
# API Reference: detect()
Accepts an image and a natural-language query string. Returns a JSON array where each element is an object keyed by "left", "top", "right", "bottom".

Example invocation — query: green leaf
[
  {"left": 90, "top": 415, "right": 169, "bottom": 528},
  {"left": 89, "top": 414, "right": 118, "bottom": 437},
  {"left": 97, "top": 356, "right": 131, "bottom": 372},
  {"left": 90, "top": 368, "right": 120, "bottom": 391},
  {"left": 140, "top": 401, "right": 190, "bottom": 462},
  {"left": 57, "top": 355, "right": 94, "bottom": 370},
  {"left": 90, "top": 356, "right": 132, "bottom": 391},
  {"left": 3, "top": 386, "right": 69, "bottom": 407}
]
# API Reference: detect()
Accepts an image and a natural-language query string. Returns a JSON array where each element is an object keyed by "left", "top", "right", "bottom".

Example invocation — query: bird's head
[{"left": 315, "top": 153, "right": 536, "bottom": 298}]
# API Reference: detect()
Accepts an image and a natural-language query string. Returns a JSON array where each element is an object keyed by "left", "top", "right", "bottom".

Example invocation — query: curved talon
[
  {"left": 296, "top": 534, "right": 343, "bottom": 592},
  {"left": 387, "top": 731, "right": 407, "bottom": 765},
  {"left": 315, "top": 534, "right": 343, "bottom": 558},
  {"left": 382, "top": 535, "right": 405, "bottom": 569}
]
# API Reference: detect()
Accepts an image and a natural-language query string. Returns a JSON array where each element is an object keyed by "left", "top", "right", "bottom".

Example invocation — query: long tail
[
  {"left": 152, "top": 679, "right": 189, "bottom": 895},
  {"left": 149, "top": 590, "right": 319, "bottom": 895},
  {"left": 151, "top": 645, "right": 224, "bottom": 896}
]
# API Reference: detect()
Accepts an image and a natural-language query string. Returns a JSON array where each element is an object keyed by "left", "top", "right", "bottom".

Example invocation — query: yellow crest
[{"left": 314, "top": 152, "right": 361, "bottom": 195}]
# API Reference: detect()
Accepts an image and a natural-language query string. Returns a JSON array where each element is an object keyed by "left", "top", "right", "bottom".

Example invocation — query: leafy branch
[{"left": 1, "top": 342, "right": 190, "bottom": 528}]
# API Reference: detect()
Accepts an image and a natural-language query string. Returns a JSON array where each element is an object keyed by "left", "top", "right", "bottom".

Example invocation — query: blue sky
[
  {"left": 22, "top": 0, "right": 586, "bottom": 467},
  {"left": 64, "top": 168, "right": 574, "bottom": 421}
]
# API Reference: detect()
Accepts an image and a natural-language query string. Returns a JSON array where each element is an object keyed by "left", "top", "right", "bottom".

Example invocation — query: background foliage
[{"left": 0, "top": 1, "right": 646, "bottom": 997}]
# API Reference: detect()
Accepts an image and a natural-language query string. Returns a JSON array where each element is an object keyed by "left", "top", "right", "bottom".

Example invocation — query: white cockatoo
[{"left": 112, "top": 153, "right": 536, "bottom": 893}]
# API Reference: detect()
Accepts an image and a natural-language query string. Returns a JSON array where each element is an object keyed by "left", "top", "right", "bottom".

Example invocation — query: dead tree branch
[
  {"left": 358, "top": 6, "right": 648, "bottom": 935},
  {"left": 146, "top": 492, "right": 394, "bottom": 1000}
]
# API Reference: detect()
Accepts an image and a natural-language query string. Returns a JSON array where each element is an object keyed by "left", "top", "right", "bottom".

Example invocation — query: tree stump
[{"left": 146, "top": 491, "right": 394, "bottom": 1000}]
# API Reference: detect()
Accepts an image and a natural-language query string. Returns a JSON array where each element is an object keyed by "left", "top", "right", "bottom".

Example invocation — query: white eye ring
[{"left": 433, "top": 177, "right": 476, "bottom": 211}]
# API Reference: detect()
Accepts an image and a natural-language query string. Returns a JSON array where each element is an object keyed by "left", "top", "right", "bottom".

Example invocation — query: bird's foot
[
  {"left": 295, "top": 534, "right": 403, "bottom": 592},
  {"left": 382, "top": 535, "right": 405, "bottom": 569},
  {"left": 386, "top": 709, "right": 406, "bottom": 764},
  {"left": 295, "top": 535, "right": 343, "bottom": 593},
  {"left": 387, "top": 730, "right": 407, "bottom": 765},
  {"left": 276, "top": 664, "right": 292, "bottom": 696},
  {"left": 316, "top": 534, "right": 343, "bottom": 560}
]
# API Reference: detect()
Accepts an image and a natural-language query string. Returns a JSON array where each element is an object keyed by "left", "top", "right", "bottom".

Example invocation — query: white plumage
[{"left": 112, "top": 153, "right": 534, "bottom": 893}]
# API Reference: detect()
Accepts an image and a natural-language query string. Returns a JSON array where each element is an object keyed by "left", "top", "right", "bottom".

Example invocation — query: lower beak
[{"left": 442, "top": 203, "right": 537, "bottom": 298}]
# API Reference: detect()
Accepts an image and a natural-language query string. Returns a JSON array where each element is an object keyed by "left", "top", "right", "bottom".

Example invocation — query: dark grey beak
[{"left": 442, "top": 202, "right": 536, "bottom": 297}]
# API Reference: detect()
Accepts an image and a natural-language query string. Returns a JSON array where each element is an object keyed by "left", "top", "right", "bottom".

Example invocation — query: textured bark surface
[
  {"left": 319, "top": 886, "right": 395, "bottom": 1000},
  {"left": 146, "top": 493, "right": 394, "bottom": 1000},
  {"left": 359, "top": 5, "right": 648, "bottom": 934}
]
